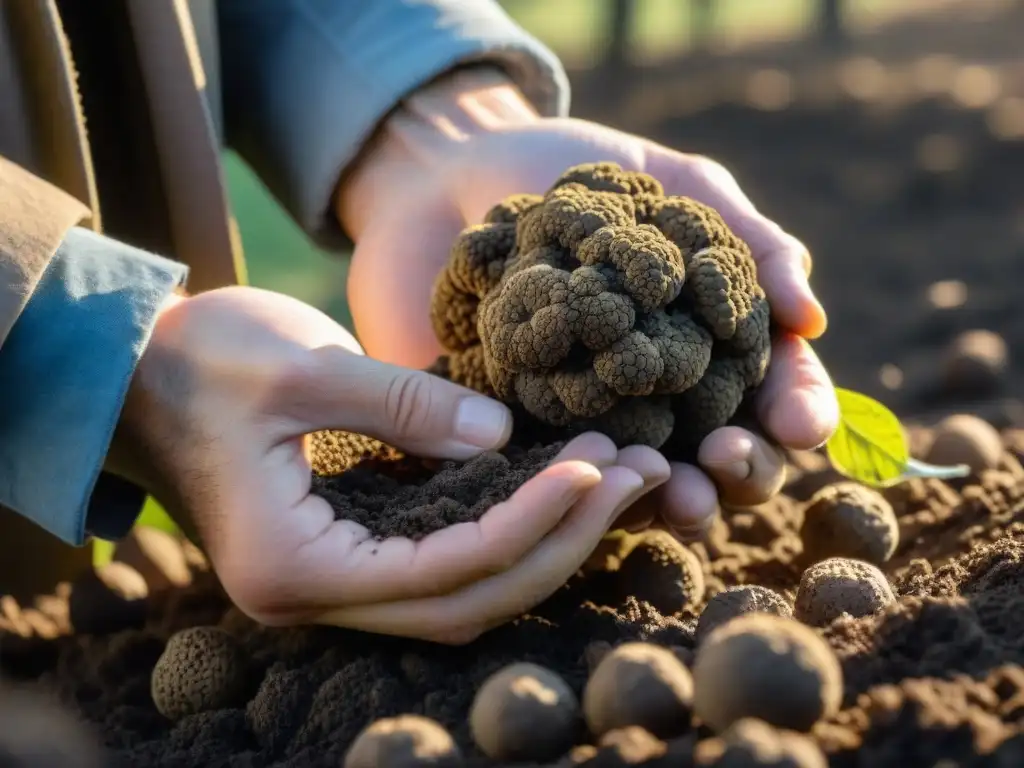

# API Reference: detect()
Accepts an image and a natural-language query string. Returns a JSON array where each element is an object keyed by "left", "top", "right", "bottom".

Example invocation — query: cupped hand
[
  {"left": 342, "top": 95, "right": 838, "bottom": 535},
  {"left": 106, "top": 286, "right": 667, "bottom": 643}
]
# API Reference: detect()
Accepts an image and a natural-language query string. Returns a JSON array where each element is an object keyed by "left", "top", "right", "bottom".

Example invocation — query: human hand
[
  {"left": 338, "top": 68, "right": 839, "bottom": 536},
  {"left": 105, "top": 286, "right": 668, "bottom": 643}
]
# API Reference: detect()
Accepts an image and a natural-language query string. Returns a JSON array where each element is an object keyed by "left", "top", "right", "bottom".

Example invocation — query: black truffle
[
  {"left": 692, "top": 614, "right": 843, "bottom": 733},
  {"left": 695, "top": 585, "right": 793, "bottom": 645},
  {"left": 794, "top": 557, "right": 894, "bottom": 627},
  {"left": 694, "top": 718, "right": 828, "bottom": 767},
  {"left": 469, "top": 662, "right": 579, "bottom": 762},
  {"left": 583, "top": 642, "right": 694, "bottom": 738},
  {"left": 799, "top": 483, "right": 899, "bottom": 566},
  {"left": 150, "top": 626, "right": 251, "bottom": 720},
  {"left": 345, "top": 715, "right": 462, "bottom": 768}
]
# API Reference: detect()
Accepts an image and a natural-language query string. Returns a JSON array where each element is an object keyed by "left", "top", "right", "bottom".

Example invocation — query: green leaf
[
  {"left": 91, "top": 538, "right": 116, "bottom": 568},
  {"left": 89, "top": 498, "right": 181, "bottom": 569},
  {"left": 826, "top": 387, "right": 911, "bottom": 487},
  {"left": 135, "top": 498, "right": 181, "bottom": 536},
  {"left": 826, "top": 387, "right": 970, "bottom": 487}
]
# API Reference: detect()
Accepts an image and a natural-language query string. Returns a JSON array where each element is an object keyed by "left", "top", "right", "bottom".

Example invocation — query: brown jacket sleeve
[{"left": 0, "top": 155, "right": 89, "bottom": 347}]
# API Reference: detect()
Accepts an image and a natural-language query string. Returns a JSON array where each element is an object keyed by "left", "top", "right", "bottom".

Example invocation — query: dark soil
[
  {"left": 309, "top": 432, "right": 563, "bottom": 540},
  {"left": 5, "top": 425, "right": 1024, "bottom": 766},
  {"left": 6, "top": 6, "right": 1024, "bottom": 766}
]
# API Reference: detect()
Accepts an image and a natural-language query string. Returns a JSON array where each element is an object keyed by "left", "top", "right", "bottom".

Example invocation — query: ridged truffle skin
[
  {"left": 794, "top": 557, "right": 895, "bottom": 627},
  {"left": 924, "top": 414, "right": 1004, "bottom": 474},
  {"left": 344, "top": 715, "right": 462, "bottom": 768},
  {"left": 150, "top": 626, "right": 251, "bottom": 720},
  {"left": 429, "top": 162, "right": 771, "bottom": 457},
  {"left": 469, "top": 662, "right": 579, "bottom": 762},
  {"left": 695, "top": 585, "right": 793, "bottom": 645},
  {"left": 692, "top": 614, "right": 843, "bottom": 733},
  {"left": 799, "top": 483, "right": 900, "bottom": 566},
  {"left": 583, "top": 642, "right": 694, "bottom": 738},
  {"left": 694, "top": 718, "right": 828, "bottom": 768}
]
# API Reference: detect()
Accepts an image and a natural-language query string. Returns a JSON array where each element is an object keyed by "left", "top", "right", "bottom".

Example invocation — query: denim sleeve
[
  {"left": 217, "top": 0, "right": 571, "bottom": 250},
  {"left": 0, "top": 227, "right": 188, "bottom": 546}
]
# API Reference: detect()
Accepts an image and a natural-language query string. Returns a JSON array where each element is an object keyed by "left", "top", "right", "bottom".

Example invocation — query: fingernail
[
  {"left": 551, "top": 462, "right": 603, "bottom": 502},
  {"left": 713, "top": 461, "right": 752, "bottom": 483},
  {"left": 454, "top": 397, "right": 512, "bottom": 449}
]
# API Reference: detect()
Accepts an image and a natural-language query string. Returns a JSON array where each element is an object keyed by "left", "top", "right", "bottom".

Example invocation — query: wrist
[{"left": 336, "top": 66, "right": 539, "bottom": 239}]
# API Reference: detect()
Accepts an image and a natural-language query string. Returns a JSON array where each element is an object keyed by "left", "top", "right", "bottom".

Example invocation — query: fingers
[
  {"left": 756, "top": 332, "right": 839, "bottom": 451},
  {"left": 313, "top": 465, "right": 648, "bottom": 642},
  {"left": 642, "top": 143, "right": 826, "bottom": 338},
  {"left": 646, "top": 463, "right": 720, "bottom": 539},
  {"left": 297, "top": 345, "right": 513, "bottom": 461},
  {"left": 697, "top": 426, "right": 787, "bottom": 507},
  {"left": 610, "top": 445, "right": 672, "bottom": 532},
  {"left": 273, "top": 433, "right": 618, "bottom": 609}
]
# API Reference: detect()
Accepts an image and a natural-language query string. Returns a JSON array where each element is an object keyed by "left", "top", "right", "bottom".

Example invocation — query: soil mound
[{"left": 3, "top": 421, "right": 1024, "bottom": 766}]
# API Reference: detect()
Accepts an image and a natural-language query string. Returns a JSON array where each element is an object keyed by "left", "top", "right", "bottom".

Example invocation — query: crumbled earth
[{"left": 4, "top": 420, "right": 1024, "bottom": 766}]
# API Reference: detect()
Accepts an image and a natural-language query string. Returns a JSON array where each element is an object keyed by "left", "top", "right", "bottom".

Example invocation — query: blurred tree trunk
[
  {"left": 817, "top": 0, "right": 848, "bottom": 48},
  {"left": 605, "top": 0, "right": 634, "bottom": 70}
]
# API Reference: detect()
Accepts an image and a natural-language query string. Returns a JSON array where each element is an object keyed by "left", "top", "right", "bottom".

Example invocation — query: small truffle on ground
[
  {"left": 150, "top": 626, "right": 251, "bottom": 720},
  {"left": 941, "top": 329, "right": 1008, "bottom": 396},
  {"left": 469, "top": 662, "right": 579, "bottom": 762},
  {"left": 345, "top": 715, "right": 462, "bottom": 768},
  {"left": 924, "top": 414, "right": 1004, "bottom": 474},
  {"left": 695, "top": 585, "right": 792, "bottom": 645},
  {"left": 613, "top": 530, "right": 706, "bottom": 615},
  {"left": 694, "top": 718, "right": 828, "bottom": 767},
  {"left": 692, "top": 614, "right": 843, "bottom": 733},
  {"left": 799, "top": 482, "right": 900, "bottom": 566},
  {"left": 562, "top": 726, "right": 679, "bottom": 767},
  {"left": 794, "top": 557, "right": 895, "bottom": 627},
  {"left": 583, "top": 642, "right": 694, "bottom": 739}
]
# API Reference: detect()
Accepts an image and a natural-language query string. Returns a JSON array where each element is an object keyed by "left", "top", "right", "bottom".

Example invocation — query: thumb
[
  {"left": 291, "top": 345, "right": 512, "bottom": 460},
  {"left": 642, "top": 143, "right": 827, "bottom": 339}
]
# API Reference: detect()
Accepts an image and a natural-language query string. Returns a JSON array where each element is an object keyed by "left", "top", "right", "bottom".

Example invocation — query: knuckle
[
  {"left": 219, "top": 556, "right": 296, "bottom": 625},
  {"left": 382, "top": 372, "right": 435, "bottom": 437},
  {"left": 689, "top": 155, "right": 728, "bottom": 182}
]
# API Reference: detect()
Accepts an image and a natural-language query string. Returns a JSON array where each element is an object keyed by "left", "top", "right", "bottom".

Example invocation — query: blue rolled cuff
[
  {"left": 219, "top": 0, "right": 571, "bottom": 250},
  {"left": 0, "top": 227, "right": 188, "bottom": 546}
]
